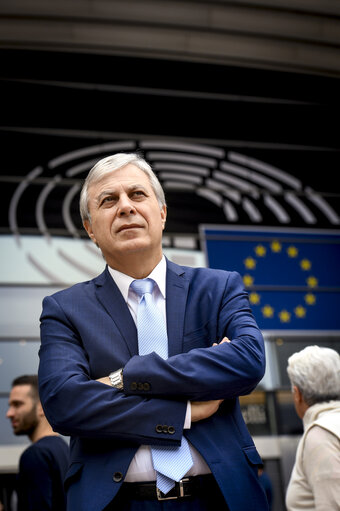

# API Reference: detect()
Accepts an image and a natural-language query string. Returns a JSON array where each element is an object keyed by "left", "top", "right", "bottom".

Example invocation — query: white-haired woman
[{"left": 286, "top": 345, "right": 340, "bottom": 510}]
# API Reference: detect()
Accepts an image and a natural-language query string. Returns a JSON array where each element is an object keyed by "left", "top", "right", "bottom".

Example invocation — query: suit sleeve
[
  {"left": 38, "top": 294, "right": 186, "bottom": 445},
  {"left": 123, "top": 271, "right": 266, "bottom": 401}
]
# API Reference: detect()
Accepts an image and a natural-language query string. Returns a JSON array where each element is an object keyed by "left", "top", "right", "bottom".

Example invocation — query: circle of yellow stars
[{"left": 243, "top": 240, "right": 318, "bottom": 323}]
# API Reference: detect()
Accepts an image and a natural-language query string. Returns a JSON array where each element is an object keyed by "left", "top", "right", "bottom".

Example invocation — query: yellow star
[
  {"left": 262, "top": 305, "right": 274, "bottom": 318},
  {"left": 294, "top": 305, "right": 306, "bottom": 318},
  {"left": 307, "top": 276, "right": 318, "bottom": 288},
  {"left": 300, "top": 259, "right": 312, "bottom": 271},
  {"left": 249, "top": 292, "right": 261, "bottom": 305},
  {"left": 287, "top": 246, "right": 298, "bottom": 258},
  {"left": 244, "top": 257, "right": 256, "bottom": 270},
  {"left": 243, "top": 274, "right": 254, "bottom": 287},
  {"left": 271, "top": 240, "right": 282, "bottom": 253},
  {"left": 254, "top": 244, "right": 266, "bottom": 257},
  {"left": 305, "top": 293, "right": 316, "bottom": 305},
  {"left": 279, "top": 310, "right": 291, "bottom": 323}
]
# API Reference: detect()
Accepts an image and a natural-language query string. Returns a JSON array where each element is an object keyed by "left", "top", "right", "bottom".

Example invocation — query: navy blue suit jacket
[{"left": 38, "top": 259, "right": 268, "bottom": 511}]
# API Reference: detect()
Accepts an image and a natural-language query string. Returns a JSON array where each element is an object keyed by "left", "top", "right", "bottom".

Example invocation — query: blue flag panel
[{"left": 200, "top": 226, "right": 340, "bottom": 331}]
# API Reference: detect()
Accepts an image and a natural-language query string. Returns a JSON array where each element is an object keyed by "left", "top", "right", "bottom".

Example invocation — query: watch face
[{"left": 110, "top": 370, "right": 122, "bottom": 388}]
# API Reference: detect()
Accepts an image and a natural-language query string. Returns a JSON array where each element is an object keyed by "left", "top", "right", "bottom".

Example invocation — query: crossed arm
[
  {"left": 96, "top": 337, "right": 230, "bottom": 422},
  {"left": 39, "top": 271, "right": 265, "bottom": 441}
]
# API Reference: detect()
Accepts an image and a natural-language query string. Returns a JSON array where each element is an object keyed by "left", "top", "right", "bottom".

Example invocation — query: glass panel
[{"left": 0, "top": 341, "right": 40, "bottom": 393}]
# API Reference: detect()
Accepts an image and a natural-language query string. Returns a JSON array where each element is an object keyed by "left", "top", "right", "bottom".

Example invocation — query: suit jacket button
[
  {"left": 137, "top": 382, "right": 144, "bottom": 391},
  {"left": 156, "top": 424, "right": 163, "bottom": 433},
  {"left": 113, "top": 472, "right": 123, "bottom": 482},
  {"left": 130, "top": 382, "right": 137, "bottom": 391},
  {"left": 143, "top": 383, "right": 150, "bottom": 391},
  {"left": 168, "top": 426, "right": 175, "bottom": 435},
  {"left": 162, "top": 425, "right": 169, "bottom": 433}
]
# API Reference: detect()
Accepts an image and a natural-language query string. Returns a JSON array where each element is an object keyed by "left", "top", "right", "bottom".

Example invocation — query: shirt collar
[{"left": 108, "top": 256, "right": 166, "bottom": 302}]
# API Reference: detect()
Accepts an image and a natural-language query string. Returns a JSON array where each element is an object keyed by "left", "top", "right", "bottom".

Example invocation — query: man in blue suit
[{"left": 38, "top": 153, "right": 269, "bottom": 510}]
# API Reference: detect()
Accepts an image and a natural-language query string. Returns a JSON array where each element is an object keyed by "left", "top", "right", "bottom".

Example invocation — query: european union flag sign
[{"left": 200, "top": 225, "right": 340, "bottom": 331}]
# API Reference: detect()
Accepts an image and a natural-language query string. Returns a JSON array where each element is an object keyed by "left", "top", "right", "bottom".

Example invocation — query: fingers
[
  {"left": 212, "top": 337, "right": 231, "bottom": 346},
  {"left": 220, "top": 337, "right": 231, "bottom": 343}
]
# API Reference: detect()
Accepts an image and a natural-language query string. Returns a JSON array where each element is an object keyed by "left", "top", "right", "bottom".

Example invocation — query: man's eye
[{"left": 101, "top": 197, "right": 114, "bottom": 204}]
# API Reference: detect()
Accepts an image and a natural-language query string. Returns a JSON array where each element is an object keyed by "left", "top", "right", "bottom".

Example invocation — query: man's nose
[
  {"left": 117, "top": 195, "right": 136, "bottom": 216},
  {"left": 6, "top": 408, "right": 14, "bottom": 418}
]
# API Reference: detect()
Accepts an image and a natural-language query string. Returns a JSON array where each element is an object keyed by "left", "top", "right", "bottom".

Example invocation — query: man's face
[
  {"left": 84, "top": 164, "right": 167, "bottom": 268},
  {"left": 6, "top": 385, "right": 39, "bottom": 436}
]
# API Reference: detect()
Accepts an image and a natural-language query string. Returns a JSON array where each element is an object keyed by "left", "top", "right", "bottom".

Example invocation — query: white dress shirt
[{"left": 108, "top": 256, "right": 211, "bottom": 482}]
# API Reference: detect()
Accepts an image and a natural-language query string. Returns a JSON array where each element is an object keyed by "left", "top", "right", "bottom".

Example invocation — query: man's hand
[
  {"left": 191, "top": 399, "right": 224, "bottom": 422},
  {"left": 212, "top": 336, "right": 230, "bottom": 347}
]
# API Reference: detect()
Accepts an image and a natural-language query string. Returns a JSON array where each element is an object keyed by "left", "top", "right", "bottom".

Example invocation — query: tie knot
[{"left": 130, "top": 278, "right": 155, "bottom": 297}]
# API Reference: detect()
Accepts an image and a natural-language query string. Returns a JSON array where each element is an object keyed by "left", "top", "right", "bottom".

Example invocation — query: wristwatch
[{"left": 109, "top": 368, "right": 124, "bottom": 390}]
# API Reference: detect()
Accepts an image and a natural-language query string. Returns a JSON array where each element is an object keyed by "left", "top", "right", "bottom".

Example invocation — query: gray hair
[
  {"left": 79, "top": 153, "right": 166, "bottom": 224},
  {"left": 287, "top": 345, "right": 340, "bottom": 406}
]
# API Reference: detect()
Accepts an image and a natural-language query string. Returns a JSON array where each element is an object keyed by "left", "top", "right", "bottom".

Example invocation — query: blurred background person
[
  {"left": 6, "top": 375, "right": 69, "bottom": 511},
  {"left": 285, "top": 345, "right": 340, "bottom": 511}
]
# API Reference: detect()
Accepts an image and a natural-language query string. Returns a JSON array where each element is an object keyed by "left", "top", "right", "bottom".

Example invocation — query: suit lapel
[
  {"left": 93, "top": 261, "right": 189, "bottom": 359},
  {"left": 165, "top": 260, "right": 189, "bottom": 357},
  {"left": 94, "top": 268, "right": 138, "bottom": 357}
]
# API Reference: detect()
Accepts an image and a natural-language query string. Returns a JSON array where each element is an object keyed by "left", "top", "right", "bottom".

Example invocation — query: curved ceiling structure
[{"left": 0, "top": 0, "right": 340, "bottom": 77}]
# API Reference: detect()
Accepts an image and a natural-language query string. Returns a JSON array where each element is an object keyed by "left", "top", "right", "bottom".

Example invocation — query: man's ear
[
  {"left": 83, "top": 219, "right": 97, "bottom": 244},
  {"left": 161, "top": 205, "right": 167, "bottom": 230},
  {"left": 292, "top": 385, "right": 309, "bottom": 419},
  {"left": 293, "top": 385, "right": 302, "bottom": 404},
  {"left": 36, "top": 401, "right": 45, "bottom": 418}
]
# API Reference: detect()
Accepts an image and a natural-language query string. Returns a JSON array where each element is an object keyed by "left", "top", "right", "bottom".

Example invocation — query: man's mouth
[{"left": 117, "top": 224, "right": 142, "bottom": 233}]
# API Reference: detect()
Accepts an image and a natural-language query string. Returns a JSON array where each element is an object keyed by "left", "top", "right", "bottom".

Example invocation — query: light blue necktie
[{"left": 130, "top": 278, "right": 193, "bottom": 495}]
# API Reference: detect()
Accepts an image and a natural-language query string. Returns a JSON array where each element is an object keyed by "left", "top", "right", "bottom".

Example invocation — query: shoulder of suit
[
  {"left": 45, "top": 268, "right": 107, "bottom": 301},
  {"left": 166, "top": 258, "right": 235, "bottom": 279}
]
